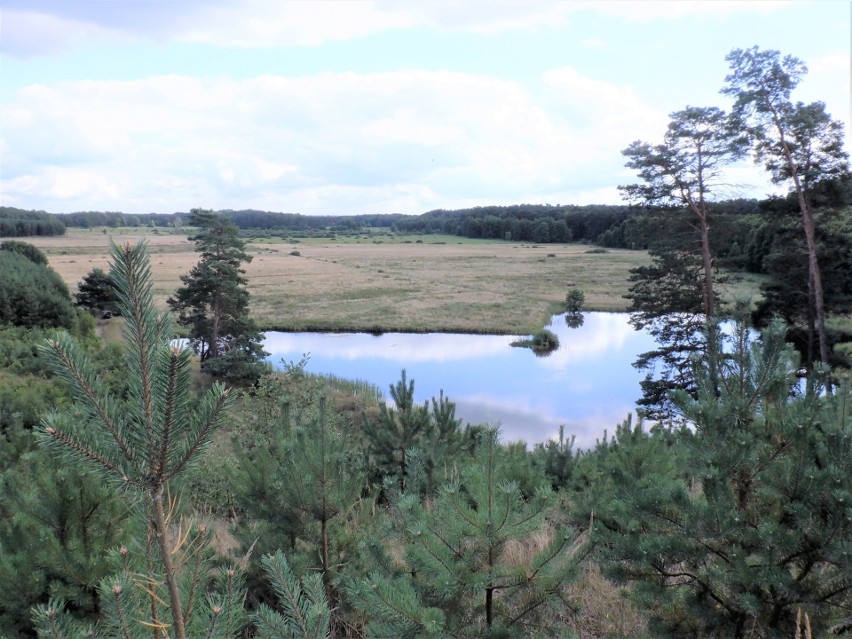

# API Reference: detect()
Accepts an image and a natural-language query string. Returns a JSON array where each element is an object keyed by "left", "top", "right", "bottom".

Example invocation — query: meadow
[{"left": 27, "top": 228, "right": 657, "bottom": 333}]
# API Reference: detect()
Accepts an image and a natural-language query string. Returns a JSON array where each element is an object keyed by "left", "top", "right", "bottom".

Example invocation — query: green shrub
[{"left": 512, "top": 329, "right": 560, "bottom": 355}]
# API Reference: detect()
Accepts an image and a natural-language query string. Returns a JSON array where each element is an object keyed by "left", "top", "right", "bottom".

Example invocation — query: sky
[{"left": 1, "top": 0, "right": 850, "bottom": 216}]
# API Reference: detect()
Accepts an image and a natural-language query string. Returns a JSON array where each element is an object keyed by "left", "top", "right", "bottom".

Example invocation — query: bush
[{"left": 512, "top": 329, "right": 560, "bottom": 356}]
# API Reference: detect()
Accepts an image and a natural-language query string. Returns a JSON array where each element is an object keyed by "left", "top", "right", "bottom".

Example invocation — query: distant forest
[{"left": 2, "top": 175, "right": 850, "bottom": 272}]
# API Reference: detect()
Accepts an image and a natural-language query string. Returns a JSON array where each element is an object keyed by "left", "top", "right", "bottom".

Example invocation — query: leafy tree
[
  {"left": 74, "top": 267, "right": 120, "bottom": 315},
  {"left": 584, "top": 318, "right": 852, "bottom": 637},
  {"left": 723, "top": 46, "right": 850, "bottom": 375},
  {"left": 37, "top": 240, "right": 238, "bottom": 639},
  {"left": 0, "top": 240, "right": 49, "bottom": 265},
  {"left": 0, "top": 209, "right": 66, "bottom": 237},
  {"left": 349, "top": 429, "right": 588, "bottom": 638},
  {"left": 0, "top": 251, "right": 78, "bottom": 330},
  {"left": 621, "top": 106, "right": 747, "bottom": 319},
  {"left": 168, "top": 208, "right": 268, "bottom": 384}
]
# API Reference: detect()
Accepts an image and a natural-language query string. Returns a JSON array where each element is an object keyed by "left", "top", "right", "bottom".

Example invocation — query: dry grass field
[{"left": 28, "top": 228, "right": 655, "bottom": 333}]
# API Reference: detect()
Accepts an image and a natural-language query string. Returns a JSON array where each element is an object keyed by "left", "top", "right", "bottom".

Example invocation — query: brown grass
[{"left": 29, "top": 228, "right": 652, "bottom": 333}]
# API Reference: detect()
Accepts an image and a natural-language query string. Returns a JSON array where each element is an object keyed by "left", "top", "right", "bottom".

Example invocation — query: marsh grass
[{"left": 30, "top": 228, "right": 656, "bottom": 333}]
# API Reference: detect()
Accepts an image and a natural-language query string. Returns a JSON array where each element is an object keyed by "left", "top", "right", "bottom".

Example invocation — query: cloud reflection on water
[{"left": 263, "top": 312, "right": 655, "bottom": 448}]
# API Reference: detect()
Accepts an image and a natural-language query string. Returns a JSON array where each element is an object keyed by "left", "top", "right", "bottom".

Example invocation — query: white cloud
[
  {"left": 0, "top": 0, "right": 799, "bottom": 57},
  {"left": 2, "top": 67, "right": 662, "bottom": 213}
]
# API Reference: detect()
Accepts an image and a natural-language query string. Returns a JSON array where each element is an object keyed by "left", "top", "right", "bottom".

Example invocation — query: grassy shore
[{"left": 27, "top": 227, "right": 763, "bottom": 334}]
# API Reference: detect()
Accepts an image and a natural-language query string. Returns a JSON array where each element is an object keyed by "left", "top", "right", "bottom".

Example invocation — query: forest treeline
[
  {"left": 4, "top": 173, "right": 849, "bottom": 256},
  {"left": 0, "top": 208, "right": 66, "bottom": 237}
]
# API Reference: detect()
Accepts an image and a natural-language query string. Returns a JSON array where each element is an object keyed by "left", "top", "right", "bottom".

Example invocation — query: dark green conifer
[
  {"left": 584, "top": 316, "right": 852, "bottom": 637},
  {"left": 349, "top": 429, "right": 589, "bottom": 638}
]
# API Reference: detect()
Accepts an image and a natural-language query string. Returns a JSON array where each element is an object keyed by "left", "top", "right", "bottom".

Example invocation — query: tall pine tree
[{"left": 168, "top": 209, "right": 268, "bottom": 384}]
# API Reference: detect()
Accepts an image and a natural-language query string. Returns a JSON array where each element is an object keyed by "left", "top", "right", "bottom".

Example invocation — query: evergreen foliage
[
  {"left": 626, "top": 246, "right": 713, "bottom": 420},
  {"left": 0, "top": 449, "right": 139, "bottom": 638},
  {"left": 583, "top": 317, "right": 852, "bottom": 637},
  {"left": 252, "top": 551, "right": 332, "bottom": 639},
  {"left": 75, "top": 267, "right": 120, "bottom": 316},
  {"left": 724, "top": 46, "right": 851, "bottom": 373},
  {"left": 37, "top": 240, "right": 239, "bottom": 639},
  {"left": 168, "top": 208, "right": 268, "bottom": 385},
  {"left": 620, "top": 105, "right": 748, "bottom": 320},
  {"left": 531, "top": 425, "right": 577, "bottom": 491},
  {"left": 349, "top": 429, "right": 588, "bottom": 638},
  {"left": 233, "top": 393, "right": 366, "bottom": 614},
  {"left": 362, "top": 370, "right": 466, "bottom": 495},
  {"left": 31, "top": 532, "right": 247, "bottom": 639}
]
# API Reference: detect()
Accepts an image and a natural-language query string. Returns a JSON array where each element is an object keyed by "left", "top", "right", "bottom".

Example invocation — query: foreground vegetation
[{"left": 1, "top": 241, "right": 848, "bottom": 639}]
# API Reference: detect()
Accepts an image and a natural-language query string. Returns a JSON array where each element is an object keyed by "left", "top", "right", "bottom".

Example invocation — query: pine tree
[
  {"left": 349, "top": 429, "right": 589, "bottom": 638},
  {"left": 168, "top": 209, "right": 268, "bottom": 385},
  {"left": 362, "top": 370, "right": 466, "bottom": 494},
  {"left": 0, "top": 447, "right": 138, "bottom": 639},
  {"left": 584, "top": 316, "right": 852, "bottom": 637},
  {"left": 234, "top": 394, "right": 366, "bottom": 613},
  {"left": 251, "top": 551, "right": 331, "bottom": 639},
  {"left": 621, "top": 106, "right": 748, "bottom": 320},
  {"left": 37, "top": 240, "right": 240, "bottom": 639},
  {"left": 723, "top": 46, "right": 851, "bottom": 377},
  {"left": 75, "top": 267, "right": 120, "bottom": 316},
  {"left": 626, "top": 244, "right": 713, "bottom": 420}
]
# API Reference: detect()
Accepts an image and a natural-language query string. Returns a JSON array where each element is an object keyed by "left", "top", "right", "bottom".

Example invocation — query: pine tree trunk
[
  {"left": 320, "top": 516, "right": 331, "bottom": 601},
  {"left": 151, "top": 484, "right": 187, "bottom": 639},
  {"left": 768, "top": 99, "right": 831, "bottom": 389},
  {"left": 210, "top": 296, "right": 221, "bottom": 359},
  {"left": 798, "top": 195, "right": 830, "bottom": 378},
  {"left": 699, "top": 216, "right": 715, "bottom": 319}
]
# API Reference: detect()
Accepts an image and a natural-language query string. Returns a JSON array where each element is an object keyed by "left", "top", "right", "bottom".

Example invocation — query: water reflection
[{"left": 263, "top": 312, "right": 656, "bottom": 449}]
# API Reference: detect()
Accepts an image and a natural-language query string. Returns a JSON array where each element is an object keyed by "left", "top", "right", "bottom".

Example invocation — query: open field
[{"left": 27, "top": 227, "right": 762, "bottom": 334}]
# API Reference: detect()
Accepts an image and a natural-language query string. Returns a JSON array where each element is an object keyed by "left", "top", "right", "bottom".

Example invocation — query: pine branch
[
  {"left": 166, "top": 386, "right": 232, "bottom": 480},
  {"left": 42, "top": 335, "right": 133, "bottom": 461},
  {"left": 41, "top": 421, "right": 131, "bottom": 485}
]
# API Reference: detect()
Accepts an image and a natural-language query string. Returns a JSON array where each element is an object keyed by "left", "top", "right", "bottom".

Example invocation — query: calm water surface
[{"left": 262, "top": 312, "right": 656, "bottom": 448}]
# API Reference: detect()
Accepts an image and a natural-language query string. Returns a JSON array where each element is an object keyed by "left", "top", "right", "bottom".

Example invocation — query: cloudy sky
[{"left": 1, "top": 1, "right": 849, "bottom": 215}]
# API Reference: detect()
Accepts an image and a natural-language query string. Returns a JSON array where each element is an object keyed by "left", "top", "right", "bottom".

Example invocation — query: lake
[{"left": 262, "top": 312, "right": 657, "bottom": 449}]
